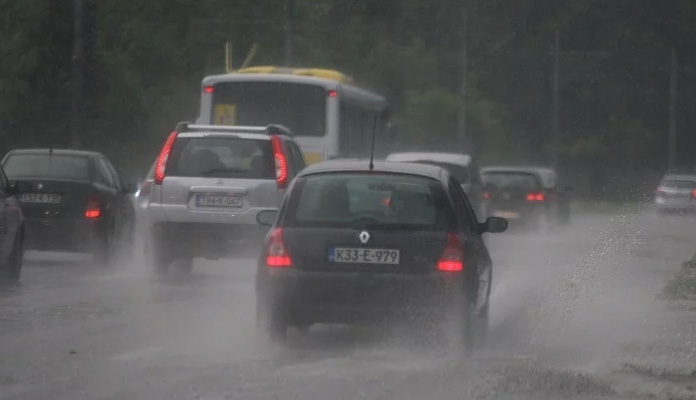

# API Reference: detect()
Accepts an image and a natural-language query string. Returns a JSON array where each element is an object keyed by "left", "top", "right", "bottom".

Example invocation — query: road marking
[{"left": 111, "top": 345, "right": 163, "bottom": 362}]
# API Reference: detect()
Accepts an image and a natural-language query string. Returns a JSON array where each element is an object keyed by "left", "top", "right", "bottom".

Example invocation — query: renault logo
[{"left": 358, "top": 231, "right": 370, "bottom": 244}]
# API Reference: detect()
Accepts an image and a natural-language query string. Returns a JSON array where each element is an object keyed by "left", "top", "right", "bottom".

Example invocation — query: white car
[
  {"left": 655, "top": 174, "right": 696, "bottom": 214},
  {"left": 145, "top": 123, "right": 306, "bottom": 275}
]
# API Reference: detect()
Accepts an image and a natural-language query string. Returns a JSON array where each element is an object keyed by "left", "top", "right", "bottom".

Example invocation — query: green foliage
[{"left": 1, "top": 0, "right": 695, "bottom": 183}]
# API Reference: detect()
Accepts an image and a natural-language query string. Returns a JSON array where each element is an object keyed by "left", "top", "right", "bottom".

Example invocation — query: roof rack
[{"left": 175, "top": 122, "right": 292, "bottom": 137}]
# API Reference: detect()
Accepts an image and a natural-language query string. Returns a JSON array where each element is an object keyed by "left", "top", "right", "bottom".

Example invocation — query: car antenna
[{"left": 368, "top": 114, "right": 378, "bottom": 171}]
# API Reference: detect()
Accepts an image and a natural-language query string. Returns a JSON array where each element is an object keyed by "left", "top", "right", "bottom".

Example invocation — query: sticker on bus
[
  {"left": 214, "top": 104, "right": 237, "bottom": 125},
  {"left": 303, "top": 152, "right": 324, "bottom": 165}
]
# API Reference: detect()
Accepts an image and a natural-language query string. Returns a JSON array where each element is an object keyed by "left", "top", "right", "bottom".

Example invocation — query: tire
[
  {"left": 93, "top": 232, "right": 115, "bottom": 267},
  {"left": 145, "top": 237, "right": 169, "bottom": 276},
  {"left": 4, "top": 234, "right": 23, "bottom": 282},
  {"left": 257, "top": 294, "right": 287, "bottom": 343},
  {"left": 443, "top": 293, "right": 475, "bottom": 357}
]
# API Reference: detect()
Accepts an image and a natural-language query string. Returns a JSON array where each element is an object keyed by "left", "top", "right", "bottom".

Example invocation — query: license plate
[
  {"left": 330, "top": 247, "right": 400, "bottom": 265},
  {"left": 195, "top": 194, "right": 242, "bottom": 208},
  {"left": 493, "top": 211, "right": 520, "bottom": 219},
  {"left": 20, "top": 193, "right": 61, "bottom": 204}
]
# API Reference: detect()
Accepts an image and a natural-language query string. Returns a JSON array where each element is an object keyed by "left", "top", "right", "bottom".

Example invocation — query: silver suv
[{"left": 145, "top": 123, "right": 305, "bottom": 274}]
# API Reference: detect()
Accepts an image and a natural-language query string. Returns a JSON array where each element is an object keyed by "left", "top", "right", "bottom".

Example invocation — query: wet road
[{"left": 1, "top": 209, "right": 696, "bottom": 400}]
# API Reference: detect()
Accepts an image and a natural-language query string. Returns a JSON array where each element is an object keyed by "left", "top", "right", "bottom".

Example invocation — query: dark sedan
[
  {"left": 2, "top": 149, "right": 137, "bottom": 265},
  {"left": 254, "top": 160, "right": 507, "bottom": 354},
  {"left": 481, "top": 166, "right": 571, "bottom": 230}
]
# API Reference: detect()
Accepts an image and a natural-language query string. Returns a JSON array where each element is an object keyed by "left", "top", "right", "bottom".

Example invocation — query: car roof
[
  {"left": 4, "top": 148, "right": 104, "bottom": 158},
  {"left": 299, "top": 160, "right": 449, "bottom": 183},
  {"left": 480, "top": 166, "right": 555, "bottom": 175},
  {"left": 661, "top": 174, "right": 696, "bottom": 181},
  {"left": 386, "top": 152, "right": 472, "bottom": 167}
]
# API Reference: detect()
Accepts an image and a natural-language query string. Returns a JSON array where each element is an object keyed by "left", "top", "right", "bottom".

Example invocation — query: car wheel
[
  {"left": 443, "top": 294, "right": 475, "bottom": 357},
  {"left": 473, "top": 304, "right": 489, "bottom": 348},
  {"left": 4, "top": 234, "right": 23, "bottom": 282},
  {"left": 93, "top": 232, "right": 115, "bottom": 267},
  {"left": 146, "top": 237, "right": 169, "bottom": 276},
  {"left": 257, "top": 294, "right": 287, "bottom": 343}
]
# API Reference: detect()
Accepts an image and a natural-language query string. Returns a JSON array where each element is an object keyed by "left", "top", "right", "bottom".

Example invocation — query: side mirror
[
  {"left": 124, "top": 183, "right": 138, "bottom": 195},
  {"left": 256, "top": 209, "right": 278, "bottom": 226},
  {"left": 480, "top": 217, "right": 508, "bottom": 234}
]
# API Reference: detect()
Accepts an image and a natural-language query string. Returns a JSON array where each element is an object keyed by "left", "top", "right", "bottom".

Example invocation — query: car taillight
[
  {"left": 692, "top": 189, "right": 696, "bottom": 198},
  {"left": 437, "top": 233, "right": 464, "bottom": 272},
  {"left": 85, "top": 195, "right": 101, "bottom": 218},
  {"left": 266, "top": 228, "right": 292, "bottom": 267},
  {"left": 271, "top": 135, "right": 289, "bottom": 188},
  {"left": 526, "top": 192, "right": 545, "bottom": 202},
  {"left": 154, "top": 131, "right": 178, "bottom": 185},
  {"left": 483, "top": 191, "right": 491, "bottom": 200}
]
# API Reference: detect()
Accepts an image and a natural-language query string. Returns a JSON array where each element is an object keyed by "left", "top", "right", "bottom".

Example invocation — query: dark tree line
[{"left": 1, "top": 0, "right": 695, "bottom": 197}]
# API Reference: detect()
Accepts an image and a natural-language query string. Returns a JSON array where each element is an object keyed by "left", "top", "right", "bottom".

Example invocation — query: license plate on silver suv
[
  {"left": 330, "top": 247, "right": 400, "bottom": 265},
  {"left": 195, "top": 194, "right": 242, "bottom": 208}
]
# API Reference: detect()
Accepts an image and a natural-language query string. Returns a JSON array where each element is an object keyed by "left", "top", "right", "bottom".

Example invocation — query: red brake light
[
  {"left": 154, "top": 131, "right": 178, "bottom": 185},
  {"left": 483, "top": 191, "right": 491, "bottom": 200},
  {"left": 526, "top": 192, "right": 545, "bottom": 202},
  {"left": 266, "top": 228, "right": 292, "bottom": 267},
  {"left": 203, "top": 85, "right": 214, "bottom": 93},
  {"left": 692, "top": 189, "right": 696, "bottom": 198},
  {"left": 85, "top": 195, "right": 101, "bottom": 219},
  {"left": 271, "top": 135, "right": 289, "bottom": 188},
  {"left": 437, "top": 233, "right": 464, "bottom": 272},
  {"left": 328, "top": 90, "right": 337, "bottom": 97}
]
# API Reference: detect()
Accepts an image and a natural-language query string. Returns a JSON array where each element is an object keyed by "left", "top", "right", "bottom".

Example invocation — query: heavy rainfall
[{"left": 1, "top": 1, "right": 696, "bottom": 399}]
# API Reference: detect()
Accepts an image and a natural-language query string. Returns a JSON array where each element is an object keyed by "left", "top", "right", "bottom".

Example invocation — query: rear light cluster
[
  {"left": 526, "top": 192, "right": 545, "bottom": 202},
  {"left": 692, "top": 189, "right": 696, "bottom": 198},
  {"left": 483, "top": 191, "right": 491, "bottom": 200},
  {"left": 85, "top": 195, "right": 101, "bottom": 218},
  {"left": 437, "top": 233, "right": 464, "bottom": 272},
  {"left": 266, "top": 228, "right": 292, "bottom": 267},
  {"left": 271, "top": 135, "right": 289, "bottom": 188},
  {"left": 154, "top": 131, "right": 178, "bottom": 185}
]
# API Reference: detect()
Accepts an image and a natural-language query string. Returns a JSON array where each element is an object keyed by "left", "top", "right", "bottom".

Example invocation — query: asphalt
[{"left": 1, "top": 208, "right": 696, "bottom": 400}]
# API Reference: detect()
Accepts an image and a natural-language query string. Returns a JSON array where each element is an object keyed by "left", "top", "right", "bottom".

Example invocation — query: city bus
[{"left": 197, "top": 67, "right": 390, "bottom": 165}]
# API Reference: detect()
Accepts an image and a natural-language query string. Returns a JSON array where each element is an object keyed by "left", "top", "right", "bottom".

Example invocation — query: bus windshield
[{"left": 211, "top": 81, "right": 326, "bottom": 137}]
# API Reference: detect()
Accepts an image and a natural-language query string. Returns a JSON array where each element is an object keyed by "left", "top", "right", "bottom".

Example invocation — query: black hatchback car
[
  {"left": 255, "top": 160, "right": 507, "bottom": 352},
  {"left": 1, "top": 149, "right": 137, "bottom": 264}
]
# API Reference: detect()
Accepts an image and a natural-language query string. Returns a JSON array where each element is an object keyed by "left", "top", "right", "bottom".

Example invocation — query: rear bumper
[
  {"left": 24, "top": 217, "right": 104, "bottom": 252},
  {"left": 259, "top": 268, "right": 468, "bottom": 324},
  {"left": 655, "top": 197, "right": 696, "bottom": 210},
  {"left": 152, "top": 222, "right": 270, "bottom": 259}
]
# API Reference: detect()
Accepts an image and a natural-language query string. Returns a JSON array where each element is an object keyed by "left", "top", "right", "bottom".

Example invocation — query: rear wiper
[{"left": 199, "top": 167, "right": 248, "bottom": 176}]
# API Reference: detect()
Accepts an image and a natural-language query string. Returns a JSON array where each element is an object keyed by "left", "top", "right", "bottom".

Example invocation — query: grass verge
[{"left": 663, "top": 253, "right": 696, "bottom": 301}]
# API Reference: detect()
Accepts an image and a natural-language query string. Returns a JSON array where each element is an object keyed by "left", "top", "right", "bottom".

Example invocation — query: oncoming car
[{"left": 254, "top": 160, "right": 507, "bottom": 353}]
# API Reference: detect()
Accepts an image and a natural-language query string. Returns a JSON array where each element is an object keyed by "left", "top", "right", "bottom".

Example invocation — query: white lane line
[{"left": 111, "top": 345, "right": 163, "bottom": 362}]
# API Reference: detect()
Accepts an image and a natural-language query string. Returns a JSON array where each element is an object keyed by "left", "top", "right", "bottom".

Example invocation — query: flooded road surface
[{"left": 1, "top": 209, "right": 695, "bottom": 400}]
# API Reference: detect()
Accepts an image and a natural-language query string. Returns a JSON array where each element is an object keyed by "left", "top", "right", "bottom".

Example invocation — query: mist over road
[{"left": 1, "top": 208, "right": 695, "bottom": 400}]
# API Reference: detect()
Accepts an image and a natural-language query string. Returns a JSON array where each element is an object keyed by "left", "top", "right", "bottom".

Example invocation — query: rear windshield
[
  {"left": 3, "top": 154, "right": 91, "bottom": 181},
  {"left": 412, "top": 161, "right": 470, "bottom": 184},
  {"left": 211, "top": 82, "right": 326, "bottom": 137},
  {"left": 482, "top": 172, "right": 541, "bottom": 191},
  {"left": 662, "top": 179, "right": 696, "bottom": 189},
  {"left": 286, "top": 173, "right": 454, "bottom": 230},
  {"left": 167, "top": 137, "right": 274, "bottom": 179}
]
